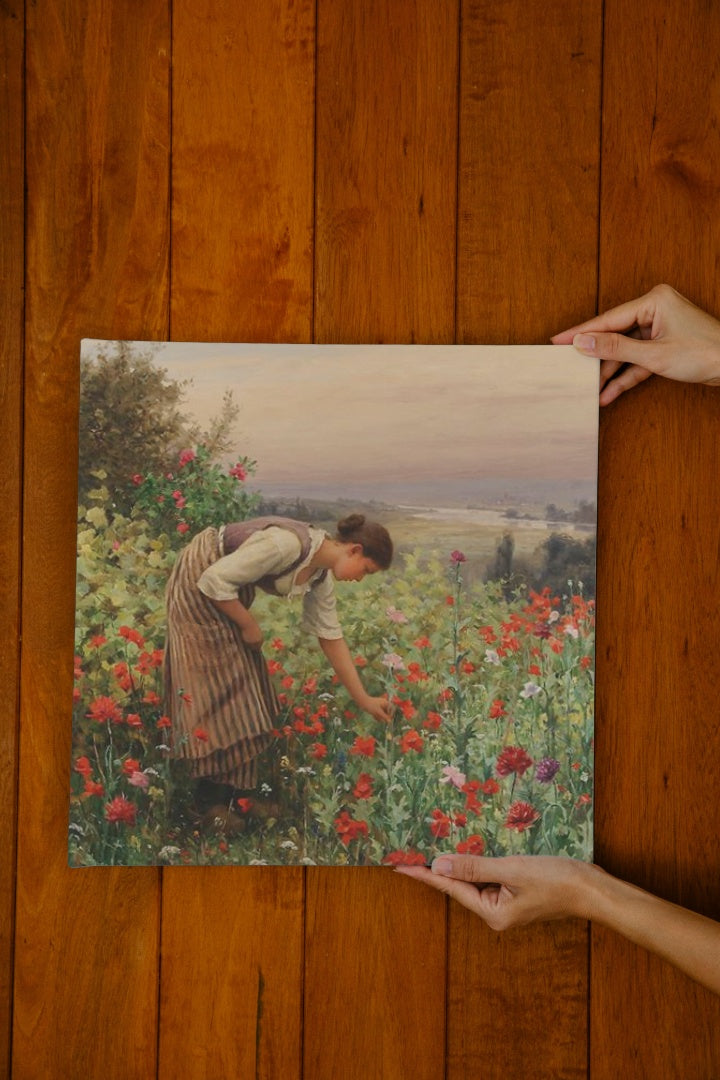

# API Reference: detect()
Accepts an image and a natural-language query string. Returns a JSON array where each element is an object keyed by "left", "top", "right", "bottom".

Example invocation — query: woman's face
[{"left": 334, "top": 544, "right": 381, "bottom": 582}]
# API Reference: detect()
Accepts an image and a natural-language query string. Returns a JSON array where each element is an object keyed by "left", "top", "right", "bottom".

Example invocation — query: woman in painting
[
  {"left": 164, "top": 512, "right": 393, "bottom": 809},
  {"left": 397, "top": 285, "right": 720, "bottom": 996}
]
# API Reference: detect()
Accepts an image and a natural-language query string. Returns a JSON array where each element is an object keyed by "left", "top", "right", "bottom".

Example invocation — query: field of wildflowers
[{"left": 70, "top": 453, "right": 594, "bottom": 868}]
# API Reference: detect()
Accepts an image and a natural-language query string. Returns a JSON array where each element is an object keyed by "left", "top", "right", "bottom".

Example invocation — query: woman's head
[{"left": 334, "top": 514, "right": 393, "bottom": 580}]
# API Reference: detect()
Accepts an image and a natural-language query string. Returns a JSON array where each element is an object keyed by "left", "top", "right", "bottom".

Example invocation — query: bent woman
[{"left": 164, "top": 513, "right": 393, "bottom": 795}]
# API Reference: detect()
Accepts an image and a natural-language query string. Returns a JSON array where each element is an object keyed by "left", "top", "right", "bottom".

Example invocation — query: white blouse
[{"left": 196, "top": 525, "right": 343, "bottom": 640}]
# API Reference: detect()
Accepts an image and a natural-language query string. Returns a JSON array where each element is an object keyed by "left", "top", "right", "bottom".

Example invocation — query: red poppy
[
  {"left": 353, "top": 773, "right": 374, "bottom": 799},
  {"left": 310, "top": 742, "right": 328, "bottom": 760},
  {"left": 528, "top": 664, "right": 541, "bottom": 676},
  {"left": 399, "top": 729, "right": 424, "bottom": 754},
  {"left": 413, "top": 636, "right": 431, "bottom": 649},
  {"left": 73, "top": 756, "right": 93, "bottom": 778},
  {"left": 303, "top": 677, "right": 318, "bottom": 695},
  {"left": 580, "top": 655, "right": 592, "bottom": 670},
  {"left": 104, "top": 796, "right": 137, "bottom": 826},
  {"left": 353, "top": 655, "right": 367, "bottom": 667},
  {"left": 236, "top": 798, "right": 253, "bottom": 812},
  {"left": 178, "top": 448, "right": 196, "bottom": 467},
  {"left": 456, "top": 834, "right": 485, "bottom": 855},
  {"left": 453, "top": 812, "right": 467, "bottom": 828},
  {"left": 267, "top": 659, "right": 283, "bottom": 676},
  {"left": 382, "top": 850, "right": 427, "bottom": 866},
  {"left": 83, "top": 780, "right": 104, "bottom": 798},
  {"left": 479, "top": 778, "right": 500, "bottom": 796},
  {"left": 126, "top": 713, "right": 143, "bottom": 729},
  {"left": 87, "top": 696, "right": 124, "bottom": 725},
  {"left": 334, "top": 811, "right": 369, "bottom": 846},
  {"left": 496, "top": 745, "right": 534, "bottom": 777},
  {"left": 395, "top": 698, "right": 417, "bottom": 721},
  {"left": 281, "top": 675, "right": 294, "bottom": 689},
  {"left": 429, "top": 808, "right": 451, "bottom": 839},
  {"left": 156, "top": 716, "right": 172, "bottom": 729},
  {"left": 193, "top": 727, "right": 209, "bottom": 742},
  {"left": 422, "top": 711, "right": 442, "bottom": 731},
  {"left": 489, "top": 699, "right": 506, "bottom": 719},
  {"left": 119, "top": 625, "right": 145, "bottom": 649},
  {"left": 478, "top": 625, "right": 496, "bottom": 644},
  {"left": 143, "top": 691, "right": 161, "bottom": 706},
  {"left": 505, "top": 801, "right": 540, "bottom": 832},
  {"left": 350, "top": 736, "right": 376, "bottom": 758},
  {"left": 122, "top": 758, "right": 141, "bottom": 776},
  {"left": 177, "top": 522, "right": 190, "bottom": 535},
  {"left": 271, "top": 638, "right": 285, "bottom": 650},
  {"left": 88, "top": 634, "right": 107, "bottom": 649}
]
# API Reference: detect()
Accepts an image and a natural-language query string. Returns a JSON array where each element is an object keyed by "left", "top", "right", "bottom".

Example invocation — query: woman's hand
[
  {"left": 363, "top": 694, "right": 393, "bottom": 723},
  {"left": 552, "top": 283, "right": 720, "bottom": 405},
  {"left": 240, "top": 619, "right": 264, "bottom": 650},
  {"left": 395, "top": 854, "right": 592, "bottom": 928}
]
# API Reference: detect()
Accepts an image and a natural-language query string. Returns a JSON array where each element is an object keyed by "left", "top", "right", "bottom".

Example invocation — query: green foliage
[
  {"left": 70, "top": 524, "right": 595, "bottom": 867},
  {"left": 78, "top": 342, "right": 241, "bottom": 510},
  {"left": 128, "top": 445, "right": 261, "bottom": 550}
]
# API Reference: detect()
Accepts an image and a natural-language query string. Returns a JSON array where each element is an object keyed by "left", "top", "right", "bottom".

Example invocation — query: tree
[{"left": 78, "top": 341, "right": 238, "bottom": 510}]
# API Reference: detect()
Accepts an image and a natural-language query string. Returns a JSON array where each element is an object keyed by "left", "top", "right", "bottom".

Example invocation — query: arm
[
  {"left": 396, "top": 855, "right": 720, "bottom": 996},
  {"left": 318, "top": 636, "right": 392, "bottom": 722},
  {"left": 208, "top": 597, "right": 263, "bottom": 648},
  {"left": 551, "top": 283, "right": 720, "bottom": 405}
]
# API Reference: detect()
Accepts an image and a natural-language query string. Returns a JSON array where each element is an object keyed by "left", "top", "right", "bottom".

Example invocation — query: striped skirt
[{"left": 163, "top": 527, "right": 279, "bottom": 788}]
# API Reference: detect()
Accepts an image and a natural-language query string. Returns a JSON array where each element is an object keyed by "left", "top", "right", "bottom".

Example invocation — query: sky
[{"left": 82, "top": 340, "right": 599, "bottom": 503}]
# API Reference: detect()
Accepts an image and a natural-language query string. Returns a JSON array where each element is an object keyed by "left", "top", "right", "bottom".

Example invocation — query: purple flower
[
  {"left": 535, "top": 758, "right": 560, "bottom": 784},
  {"left": 450, "top": 550, "right": 467, "bottom": 564}
]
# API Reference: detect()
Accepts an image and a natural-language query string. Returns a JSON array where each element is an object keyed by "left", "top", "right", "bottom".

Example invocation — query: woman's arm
[
  {"left": 208, "top": 597, "right": 263, "bottom": 648},
  {"left": 397, "top": 855, "right": 720, "bottom": 996},
  {"left": 318, "top": 636, "right": 392, "bottom": 722}
]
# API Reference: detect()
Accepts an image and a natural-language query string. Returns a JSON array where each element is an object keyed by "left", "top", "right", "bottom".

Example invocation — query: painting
[{"left": 70, "top": 342, "right": 597, "bottom": 867}]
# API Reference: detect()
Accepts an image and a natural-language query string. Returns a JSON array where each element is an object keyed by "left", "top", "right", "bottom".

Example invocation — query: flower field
[{"left": 70, "top": 477, "right": 594, "bottom": 867}]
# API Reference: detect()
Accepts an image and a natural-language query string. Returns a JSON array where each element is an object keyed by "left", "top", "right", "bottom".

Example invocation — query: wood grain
[
  {"left": 306, "top": 3, "right": 458, "bottom": 1077},
  {"left": 449, "top": 3, "right": 602, "bottom": 1075},
  {"left": 314, "top": 0, "right": 459, "bottom": 345},
  {"left": 14, "top": 2, "right": 170, "bottom": 1076},
  {"left": 456, "top": 0, "right": 603, "bottom": 345},
  {"left": 0, "top": 2, "right": 24, "bottom": 1074},
  {"left": 593, "top": 1, "right": 720, "bottom": 1071},
  {"left": 159, "top": 3, "right": 315, "bottom": 1076}
]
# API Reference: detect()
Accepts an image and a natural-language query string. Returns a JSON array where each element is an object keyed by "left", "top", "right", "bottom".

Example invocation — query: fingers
[
  {"left": 395, "top": 865, "right": 487, "bottom": 916},
  {"left": 599, "top": 364, "right": 653, "bottom": 405},
  {"left": 551, "top": 289, "right": 663, "bottom": 342},
  {"left": 572, "top": 329, "right": 659, "bottom": 366}
]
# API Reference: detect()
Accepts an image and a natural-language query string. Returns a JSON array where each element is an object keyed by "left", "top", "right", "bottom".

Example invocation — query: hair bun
[{"left": 337, "top": 513, "right": 366, "bottom": 537}]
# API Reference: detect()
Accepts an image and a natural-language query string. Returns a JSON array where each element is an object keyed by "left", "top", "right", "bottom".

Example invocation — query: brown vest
[{"left": 221, "top": 516, "right": 327, "bottom": 596}]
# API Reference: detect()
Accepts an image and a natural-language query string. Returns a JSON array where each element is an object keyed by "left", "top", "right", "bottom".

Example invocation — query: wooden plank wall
[{"left": 3, "top": 1, "right": 719, "bottom": 1076}]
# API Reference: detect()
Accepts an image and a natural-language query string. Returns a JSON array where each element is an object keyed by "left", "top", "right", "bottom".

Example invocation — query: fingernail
[
  {"left": 573, "top": 333, "right": 596, "bottom": 353},
  {"left": 432, "top": 857, "right": 453, "bottom": 875}
]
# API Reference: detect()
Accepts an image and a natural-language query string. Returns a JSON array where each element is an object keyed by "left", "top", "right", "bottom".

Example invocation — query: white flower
[
  {"left": 548, "top": 610, "right": 560, "bottom": 624},
  {"left": 519, "top": 681, "right": 542, "bottom": 699},
  {"left": 280, "top": 840, "right": 298, "bottom": 851},
  {"left": 484, "top": 649, "right": 501, "bottom": 666},
  {"left": 158, "top": 845, "right": 181, "bottom": 861},
  {"left": 260, "top": 783, "right": 273, "bottom": 796},
  {"left": 564, "top": 624, "right": 579, "bottom": 639}
]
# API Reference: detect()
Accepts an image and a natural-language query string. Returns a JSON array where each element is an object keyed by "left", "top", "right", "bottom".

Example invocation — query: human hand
[
  {"left": 240, "top": 618, "right": 264, "bottom": 650},
  {"left": 395, "top": 854, "right": 599, "bottom": 929},
  {"left": 364, "top": 694, "right": 393, "bottom": 723},
  {"left": 551, "top": 283, "right": 720, "bottom": 405}
]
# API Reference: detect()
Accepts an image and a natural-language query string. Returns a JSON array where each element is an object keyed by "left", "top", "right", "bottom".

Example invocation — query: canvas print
[{"left": 70, "top": 342, "right": 597, "bottom": 867}]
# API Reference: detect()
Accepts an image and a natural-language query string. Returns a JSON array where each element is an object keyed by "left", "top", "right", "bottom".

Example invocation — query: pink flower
[
  {"left": 229, "top": 462, "right": 247, "bottom": 481},
  {"left": 382, "top": 652, "right": 405, "bottom": 671},
  {"left": 178, "top": 448, "right": 196, "bottom": 467},
  {"left": 450, "top": 550, "right": 466, "bottom": 563},
  {"left": 131, "top": 474, "right": 144, "bottom": 485},
  {"left": 440, "top": 764, "right": 467, "bottom": 790},
  {"left": 385, "top": 606, "right": 408, "bottom": 624},
  {"left": 128, "top": 770, "right": 149, "bottom": 789},
  {"left": 177, "top": 522, "right": 190, "bottom": 535}
]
